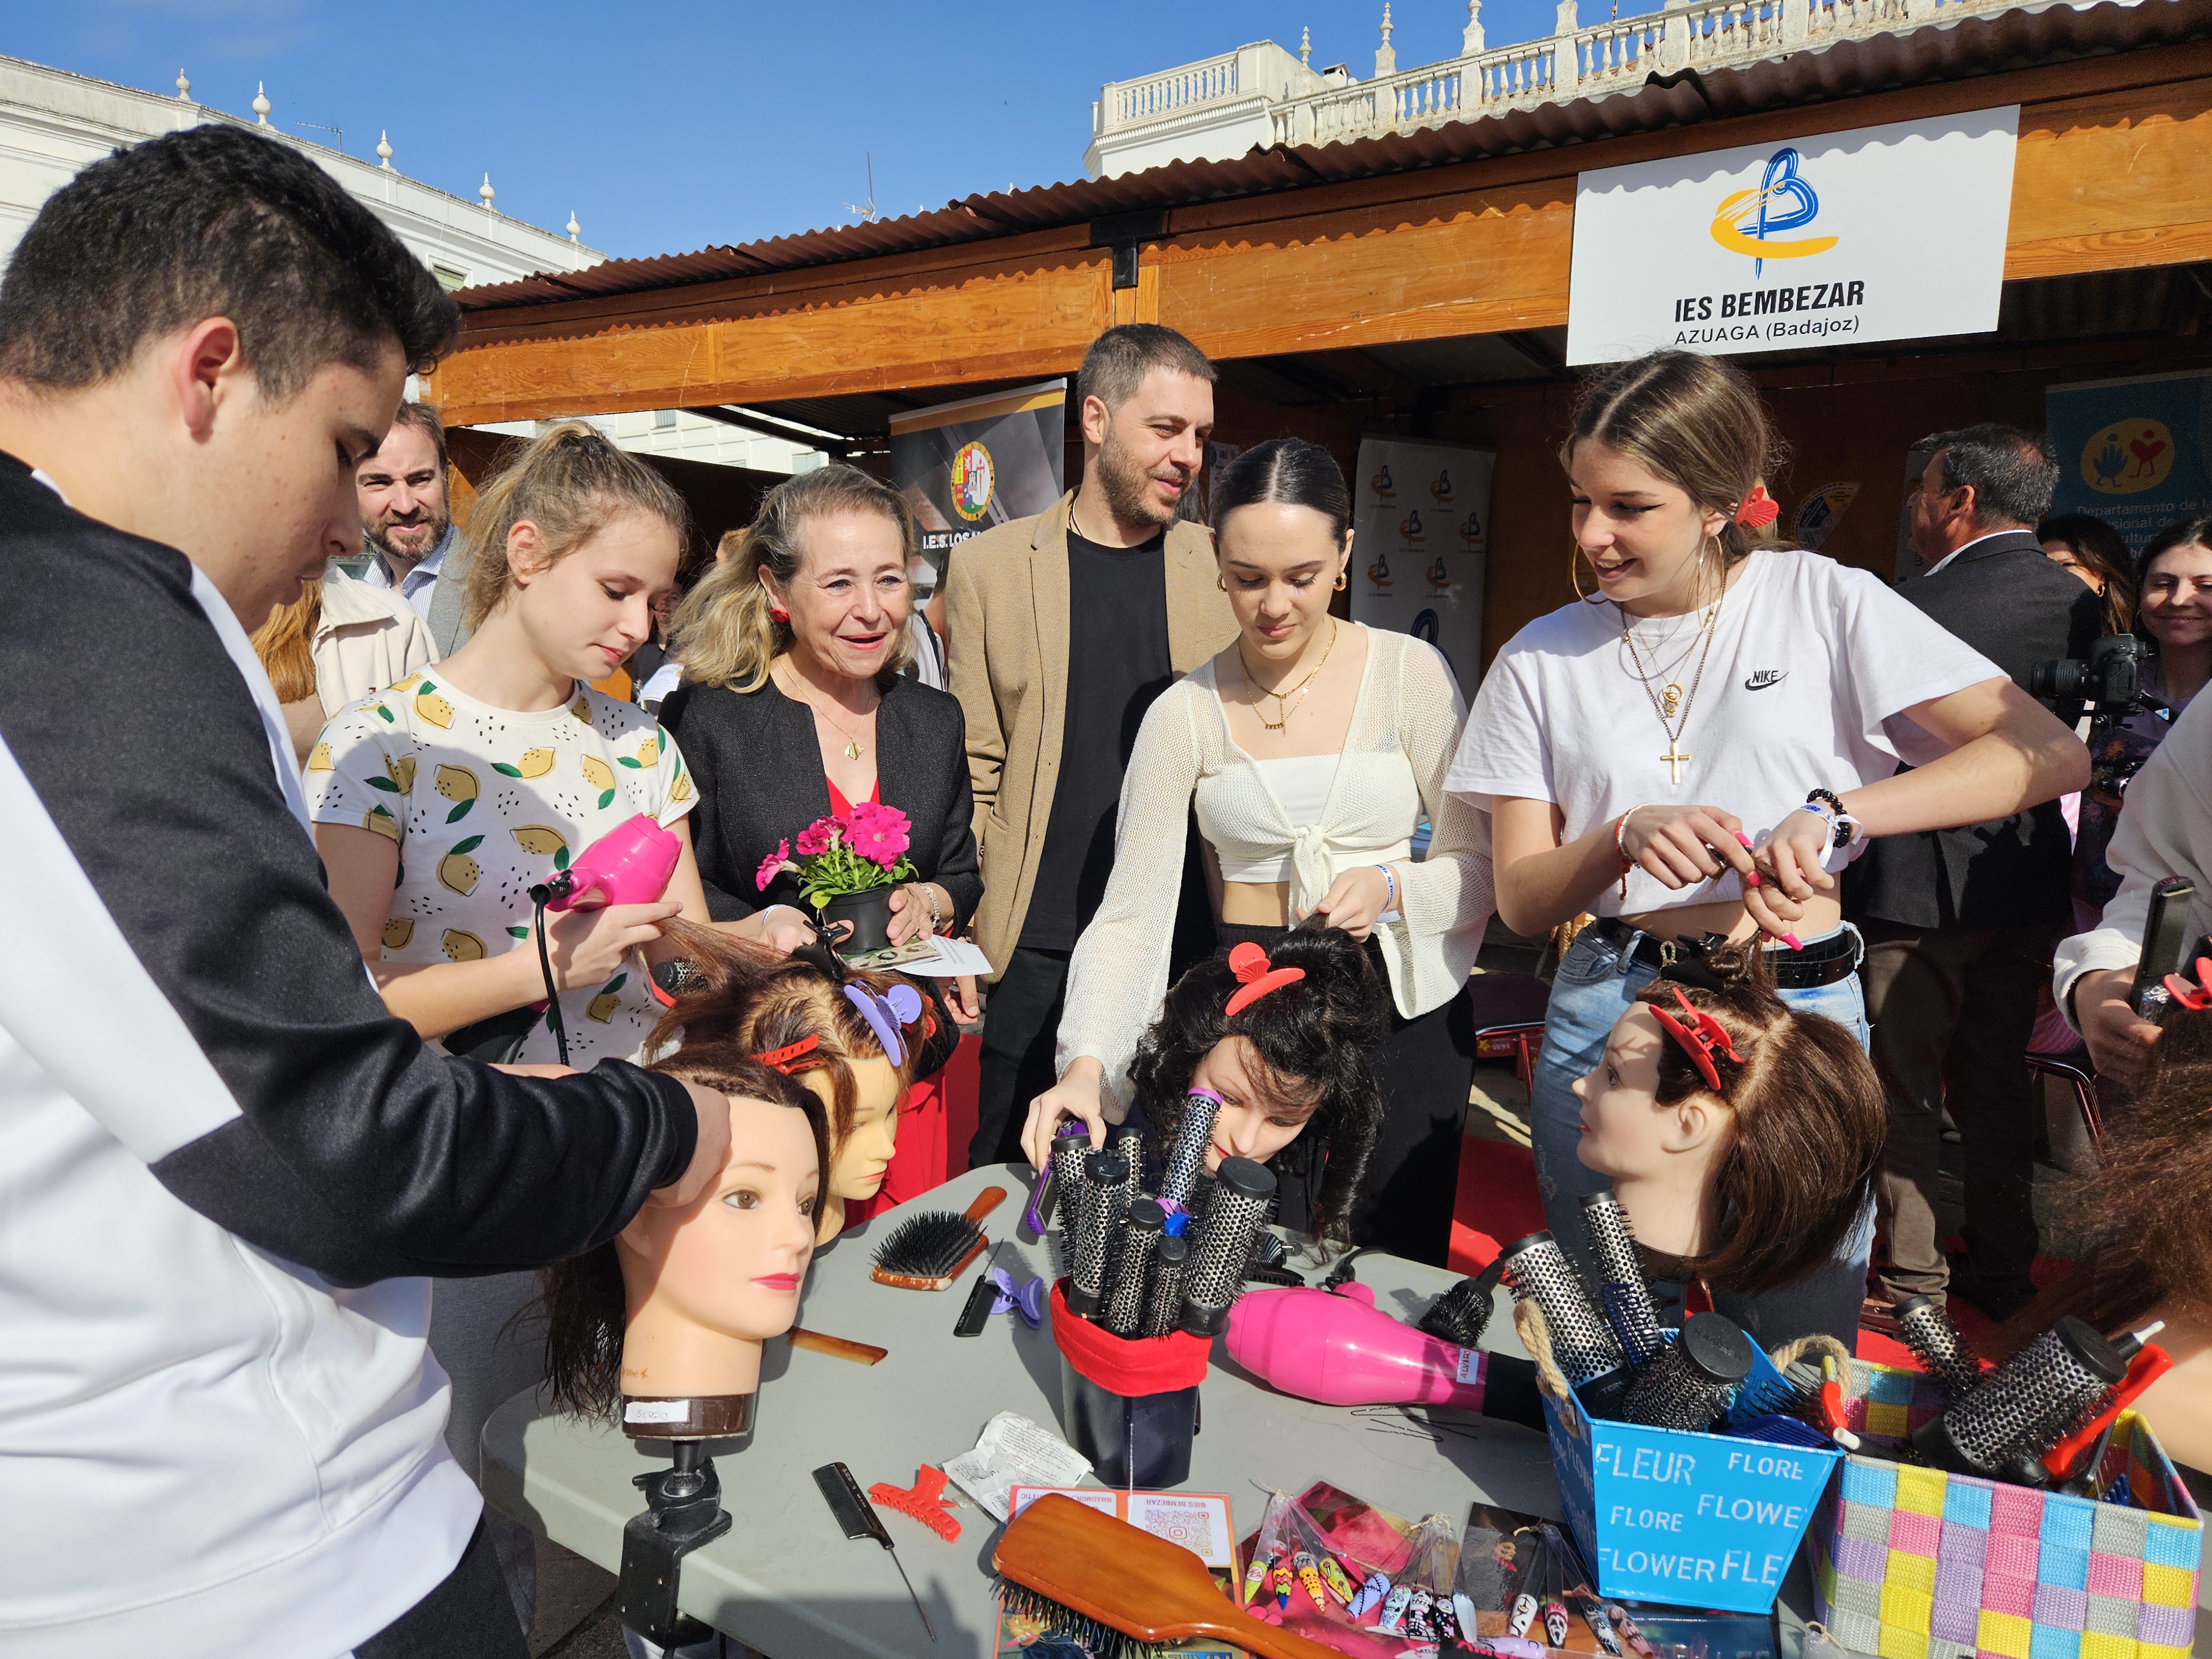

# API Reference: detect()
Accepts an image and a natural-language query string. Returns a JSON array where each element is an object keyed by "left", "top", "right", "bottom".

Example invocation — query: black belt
[{"left": 1585, "top": 916, "right": 1861, "bottom": 989}]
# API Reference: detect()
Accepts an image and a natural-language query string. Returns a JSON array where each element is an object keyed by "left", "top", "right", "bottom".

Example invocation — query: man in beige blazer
[{"left": 946, "top": 324, "right": 1237, "bottom": 1168}]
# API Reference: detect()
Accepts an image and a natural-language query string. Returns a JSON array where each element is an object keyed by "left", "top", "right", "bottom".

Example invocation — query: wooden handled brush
[
  {"left": 994, "top": 1493, "right": 1344, "bottom": 1659},
  {"left": 870, "top": 1185, "right": 1006, "bottom": 1291}
]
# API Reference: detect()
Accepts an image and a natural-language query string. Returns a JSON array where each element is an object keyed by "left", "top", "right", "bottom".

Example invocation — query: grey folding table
[{"left": 482, "top": 1162, "right": 1814, "bottom": 1658}]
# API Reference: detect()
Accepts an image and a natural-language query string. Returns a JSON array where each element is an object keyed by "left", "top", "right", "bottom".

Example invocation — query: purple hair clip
[{"left": 844, "top": 981, "right": 923, "bottom": 1065}]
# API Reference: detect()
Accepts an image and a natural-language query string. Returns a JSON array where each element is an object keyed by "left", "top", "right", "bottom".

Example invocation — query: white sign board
[
  {"left": 1566, "top": 107, "right": 2019, "bottom": 366},
  {"left": 1349, "top": 437, "right": 1494, "bottom": 700}
]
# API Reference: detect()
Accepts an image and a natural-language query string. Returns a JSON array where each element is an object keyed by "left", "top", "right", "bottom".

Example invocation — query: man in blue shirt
[{"left": 356, "top": 398, "right": 452, "bottom": 627}]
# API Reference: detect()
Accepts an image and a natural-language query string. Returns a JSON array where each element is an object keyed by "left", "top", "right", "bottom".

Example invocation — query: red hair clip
[
  {"left": 1648, "top": 987, "right": 1742, "bottom": 1093},
  {"left": 750, "top": 1034, "right": 821, "bottom": 1074},
  {"left": 1225, "top": 941, "right": 1306, "bottom": 1017},
  {"left": 1734, "top": 485, "right": 1780, "bottom": 529},
  {"left": 2163, "top": 956, "right": 2212, "bottom": 1012}
]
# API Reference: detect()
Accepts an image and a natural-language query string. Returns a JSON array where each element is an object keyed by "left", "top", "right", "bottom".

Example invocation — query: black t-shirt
[{"left": 1018, "top": 526, "right": 1174, "bottom": 951}]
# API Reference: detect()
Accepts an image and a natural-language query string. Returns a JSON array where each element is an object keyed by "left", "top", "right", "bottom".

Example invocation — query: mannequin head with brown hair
[
  {"left": 650, "top": 920, "right": 956, "bottom": 1241},
  {"left": 1571, "top": 943, "right": 1885, "bottom": 1296},
  {"left": 543, "top": 1044, "right": 830, "bottom": 1421}
]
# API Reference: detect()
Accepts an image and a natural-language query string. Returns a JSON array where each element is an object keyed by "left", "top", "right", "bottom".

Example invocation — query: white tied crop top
[
  {"left": 1058, "top": 627, "right": 1495, "bottom": 1108},
  {"left": 1206, "top": 754, "right": 1417, "bottom": 884}
]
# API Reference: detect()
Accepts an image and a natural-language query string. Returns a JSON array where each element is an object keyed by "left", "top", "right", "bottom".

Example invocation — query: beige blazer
[
  {"left": 314, "top": 565, "right": 438, "bottom": 717},
  {"left": 945, "top": 492, "right": 1235, "bottom": 976}
]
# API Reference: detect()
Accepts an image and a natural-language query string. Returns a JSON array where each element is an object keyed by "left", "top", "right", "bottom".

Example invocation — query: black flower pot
[{"left": 818, "top": 885, "right": 895, "bottom": 955}]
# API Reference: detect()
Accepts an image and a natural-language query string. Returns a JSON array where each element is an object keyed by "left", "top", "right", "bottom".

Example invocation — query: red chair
[{"left": 1465, "top": 972, "right": 1552, "bottom": 1089}]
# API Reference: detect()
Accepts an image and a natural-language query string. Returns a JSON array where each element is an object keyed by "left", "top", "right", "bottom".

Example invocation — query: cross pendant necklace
[
  {"left": 1621, "top": 590, "right": 1723, "bottom": 789},
  {"left": 1660, "top": 744, "right": 1691, "bottom": 785}
]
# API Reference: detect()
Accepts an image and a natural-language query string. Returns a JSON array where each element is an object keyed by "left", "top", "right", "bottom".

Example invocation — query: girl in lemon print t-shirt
[{"left": 309, "top": 422, "right": 816, "bottom": 1067}]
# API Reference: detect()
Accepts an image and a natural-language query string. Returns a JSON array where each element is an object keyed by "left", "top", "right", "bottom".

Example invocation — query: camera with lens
[{"left": 2028, "top": 633, "right": 2149, "bottom": 712}]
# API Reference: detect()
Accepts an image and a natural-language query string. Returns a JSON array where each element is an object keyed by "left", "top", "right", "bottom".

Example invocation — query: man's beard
[
  {"left": 366, "top": 511, "right": 451, "bottom": 568},
  {"left": 1095, "top": 440, "right": 1190, "bottom": 533}
]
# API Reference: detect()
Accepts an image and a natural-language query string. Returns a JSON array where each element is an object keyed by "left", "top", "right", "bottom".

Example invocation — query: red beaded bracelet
[{"left": 1614, "top": 805, "right": 1646, "bottom": 900}]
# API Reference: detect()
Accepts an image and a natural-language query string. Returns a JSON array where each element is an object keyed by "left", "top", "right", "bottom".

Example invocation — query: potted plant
[{"left": 755, "top": 800, "right": 916, "bottom": 954}]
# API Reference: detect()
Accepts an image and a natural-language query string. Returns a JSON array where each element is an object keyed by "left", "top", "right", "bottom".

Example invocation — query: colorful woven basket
[{"left": 1808, "top": 1359, "right": 2201, "bottom": 1659}]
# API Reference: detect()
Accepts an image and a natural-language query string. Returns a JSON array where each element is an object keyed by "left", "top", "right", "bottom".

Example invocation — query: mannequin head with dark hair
[
  {"left": 1572, "top": 942, "right": 1885, "bottom": 1296},
  {"left": 1129, "top": 922, "right": 1387, "bottom": 1243}
]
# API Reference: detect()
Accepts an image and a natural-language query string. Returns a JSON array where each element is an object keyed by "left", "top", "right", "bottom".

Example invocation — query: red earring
[{"left": 770, "top": 606, "right": 790, "bottom": 623}]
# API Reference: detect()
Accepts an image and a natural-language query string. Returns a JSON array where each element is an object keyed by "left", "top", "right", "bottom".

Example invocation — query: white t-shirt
[
  {"left": 307, "top": 670, "right": 696, "bottom": 1063},
  {"left": 1446, "top": 547, "right": 2002, "bottom": 916}
]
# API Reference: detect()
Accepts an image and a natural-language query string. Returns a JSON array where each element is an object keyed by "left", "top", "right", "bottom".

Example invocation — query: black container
[
  {"left": 1057, "top": 1353, "right": 1199, "bottom": 1489},
  {"left": 819, "top": 886, "right": 895, "bottom": 954}
]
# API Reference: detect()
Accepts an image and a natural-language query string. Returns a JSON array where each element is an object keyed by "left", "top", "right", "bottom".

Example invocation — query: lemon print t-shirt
[{"left": 306, "top": 671, "right": 697, "bottom": 1065}]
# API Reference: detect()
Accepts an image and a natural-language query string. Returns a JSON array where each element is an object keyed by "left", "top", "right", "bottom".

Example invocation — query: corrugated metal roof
[{"left": 457, "top": 0, "right": 2209, "bottom": 314}]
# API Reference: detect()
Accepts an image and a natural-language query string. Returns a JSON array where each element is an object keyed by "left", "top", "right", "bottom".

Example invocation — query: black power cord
[{"left": 527, "top": 885, "right": 571, "bottom": 1067}]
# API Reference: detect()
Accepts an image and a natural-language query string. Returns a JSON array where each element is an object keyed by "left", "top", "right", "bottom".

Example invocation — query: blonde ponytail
[
  {"left": 461, "top": 421, "right": 691, "bottom": 629},
  {"left": 673, "top": 463, "right": 916, "bottom": 692}
]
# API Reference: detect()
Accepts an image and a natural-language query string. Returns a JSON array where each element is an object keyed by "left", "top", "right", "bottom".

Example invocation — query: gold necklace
[
  {"left": 1238, "top": 620, "right": 1338, "bottom": 732},
  {"left": 1620, "top": 588, "right": 1723, "bottom": 787},
  {"left": 780, "top": 662, "right": 872, "bottom": 760}
]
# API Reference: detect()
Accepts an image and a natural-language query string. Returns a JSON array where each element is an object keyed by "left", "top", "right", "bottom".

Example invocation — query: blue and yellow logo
[{"left": 1710, "top": 147, "right": 1838, "bottom": 278}]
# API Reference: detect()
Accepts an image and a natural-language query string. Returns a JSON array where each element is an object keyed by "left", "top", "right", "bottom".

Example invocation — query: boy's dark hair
[
  {"left": 0, "top": 124, "right": 457, "bottom": 401},
  {"left": 1076, "top": 324, "right": 1216, "bottom": 416},
  {"left": 1130, "top": 922, "right": 1387, "bottom": 1244}
]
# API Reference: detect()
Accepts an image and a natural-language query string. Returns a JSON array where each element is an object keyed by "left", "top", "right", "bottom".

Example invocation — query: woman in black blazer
[{"left": 663, "top": 464, "right": 983, "bottom": 1222}]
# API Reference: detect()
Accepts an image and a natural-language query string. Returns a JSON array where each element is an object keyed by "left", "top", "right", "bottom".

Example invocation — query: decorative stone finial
[
  {"left": 1462, "top": 0, "right": 1486, "bottom": 54},
  {"left": 376, "top": 130, "right": 393, "bottom": 169},
  {"left": 175, "top": 68, "right": 191, "bottom": 101},
  {"left": 479, "top": 174, "right": 495, "bottom": 212},
  {"left": 251, "top": 81, "right": 270, "bottom": 126},
  {"left": 1300, "top": 25, "right": 1312, "bottom": 67},
  {"left": 1375, "top": 3, "right": 1397, "bottom": 76},
  {"left": 567, "top": 210, "right": 581, "bottom": 244}
]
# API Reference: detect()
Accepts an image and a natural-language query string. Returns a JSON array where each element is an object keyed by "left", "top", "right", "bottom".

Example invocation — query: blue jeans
[{"left": 1528, "top": 924, "right": 1875, "bottom": 1352}]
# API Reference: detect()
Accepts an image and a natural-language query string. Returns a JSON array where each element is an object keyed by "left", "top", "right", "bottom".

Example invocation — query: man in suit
[
  {"left": 1849, "top": 425, "right": 2102, "bottom": 1322},
  {"left": 947, "top": 324, "right": 1237, "bottom": 1170}
]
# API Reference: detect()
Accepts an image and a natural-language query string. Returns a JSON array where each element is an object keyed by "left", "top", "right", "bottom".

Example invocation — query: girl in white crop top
[
  {"left": 1445, "top": 350, "right": 2086, "bottom": 1348},
  {"left": 1022, "top": 439, "right": 1494, "bottom": 1265}
]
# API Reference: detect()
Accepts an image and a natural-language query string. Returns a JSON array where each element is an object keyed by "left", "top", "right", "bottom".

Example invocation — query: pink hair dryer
[
  {"left": 540, "top": 814, "right": 681, "bottom": 911},
  {"left": 1225, "top": 1282, "right": 1491, "bottom": 1410}
]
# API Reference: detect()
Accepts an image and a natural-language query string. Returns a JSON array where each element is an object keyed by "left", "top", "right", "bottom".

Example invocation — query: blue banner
[{"left": 2046, "top": 371, "right": 2212, "bottom": 552}]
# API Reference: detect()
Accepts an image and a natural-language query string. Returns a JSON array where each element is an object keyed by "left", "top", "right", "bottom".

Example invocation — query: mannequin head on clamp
[
  {"left": 543, "top": 1047, "right": 830, "bottom": 1433},
  {"left": 650, "top": 921, "right": 952, "bottom": 1242},
  {"left": 1570, "top": 940, "right": 1885, "bottom": 1297}
]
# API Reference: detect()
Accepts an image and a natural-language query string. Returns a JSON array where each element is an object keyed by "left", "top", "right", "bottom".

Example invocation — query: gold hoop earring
[
  {"left": 1334, "top": 567, "right": 1348, "bottom": 591},
  {"left": 1217, "top": 574, "right": 1227, "bottom": 591},
  {"left": 1569, "top": 542, "right": 1608, "bottom": 604}
]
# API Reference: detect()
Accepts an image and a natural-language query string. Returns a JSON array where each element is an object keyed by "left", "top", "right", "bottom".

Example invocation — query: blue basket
[{"left": 1540, "top": 1335, "right": 1846, "bottom": 1614}]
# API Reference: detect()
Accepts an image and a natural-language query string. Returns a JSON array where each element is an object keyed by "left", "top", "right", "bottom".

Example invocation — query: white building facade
[
  {"left": 1089, "top": 0, "right": 2041, "bottom": 176},
  {"left": 0, "top": 55, "right": 812, "bottom": 472}
]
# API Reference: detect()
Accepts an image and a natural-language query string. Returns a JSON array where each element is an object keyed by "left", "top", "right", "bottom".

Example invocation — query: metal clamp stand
[{"left": 615, "top": 1439, "right": 732, "bottom": 1650}]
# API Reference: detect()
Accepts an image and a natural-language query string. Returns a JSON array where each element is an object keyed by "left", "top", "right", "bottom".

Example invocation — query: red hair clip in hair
[
  {"left": 1224, "top": 941, "right": 1306, "bottom": 1017},
  {"left": 1734, "top": 485, "right": 1780, "bottom": 529},
  {"left": 1648, "top": 987, "right": 1742, "bottom": 1092},
  {"left": 2163, "top": 956, "right": 2212, "bottom": 1012},
  {"left": 750, "top": 1035, "right": 821, "bottom": 1074}
]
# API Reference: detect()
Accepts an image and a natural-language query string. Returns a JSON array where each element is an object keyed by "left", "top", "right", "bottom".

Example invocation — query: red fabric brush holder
[{"left": 1050, "top": 1280, "right": 1210, "bottom": 1489}]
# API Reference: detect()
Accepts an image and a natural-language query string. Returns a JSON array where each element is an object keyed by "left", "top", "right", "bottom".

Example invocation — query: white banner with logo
[
  {"left": 1348, "top": 437, "right": 1495, "bottom": 701},
  {"left": 1565, "top": 107, "right": 2019, "bottom": 366}
]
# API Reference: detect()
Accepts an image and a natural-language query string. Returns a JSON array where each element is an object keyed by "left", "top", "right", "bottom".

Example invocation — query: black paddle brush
[{"left": 870, "top": 1186, "right": 1007, "bottom": 1291}]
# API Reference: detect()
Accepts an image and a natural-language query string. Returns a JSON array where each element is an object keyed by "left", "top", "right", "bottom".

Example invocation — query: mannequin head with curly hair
[
  {"left": 1130, "top": 923, "right": 1387, "bottom": 1243},
  {"left": 1572, "top": 942, "right": 1885, "bottom": 1296},
  {"left": 648, "top": 920, "right": 957, "bottom": 1242}
]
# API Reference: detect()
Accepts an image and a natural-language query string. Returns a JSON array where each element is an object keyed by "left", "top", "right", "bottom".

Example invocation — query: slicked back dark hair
[
  {"left": 0, "top": 124, "right": 457, "bottom": 401},
  {"left": 1215, "top": 437, "right": 1352, "bottom": 547},
  {"left": 1920, "top": 424, "right": 2057, "bottom": 530},
  {"left": 1130, "top": 921, "right": 1387, "bottom": 1243},
  {"left": 1075, "top": 323, "right": 1215, "bottom": 416}
]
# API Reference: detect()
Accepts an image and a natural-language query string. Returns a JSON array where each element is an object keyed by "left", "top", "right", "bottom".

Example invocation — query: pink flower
[
  {"left": 846, "top": 800, "right": 912, "bottom": 870},
  {"left": 754, "top": 838, "right": 791, "bottom": 891},
  {"left": 794, "top": 815, "right": 842, "bottom": 858}
]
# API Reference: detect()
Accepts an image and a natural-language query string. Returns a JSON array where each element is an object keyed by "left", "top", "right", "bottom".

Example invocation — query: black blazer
[
  {"left": 1844, "top": 529, "right": 2101, "bottom": 930},
  {"left": 662, "top": 672, "right": 983, "bottom": 927}
]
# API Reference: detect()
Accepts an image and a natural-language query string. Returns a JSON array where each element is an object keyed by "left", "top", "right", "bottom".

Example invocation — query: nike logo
[{"left": 1745, "top": 669, "right": 1788, "bottom": 690}]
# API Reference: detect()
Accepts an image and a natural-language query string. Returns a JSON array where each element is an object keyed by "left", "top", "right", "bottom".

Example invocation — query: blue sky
[{"left": 7, "top": 0, "right": 1601, "bottom": 260}]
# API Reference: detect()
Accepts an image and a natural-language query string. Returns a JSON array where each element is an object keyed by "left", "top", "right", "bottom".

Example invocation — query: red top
[{"left": 826, "top": 775, "right": 882, "bottom": 817}]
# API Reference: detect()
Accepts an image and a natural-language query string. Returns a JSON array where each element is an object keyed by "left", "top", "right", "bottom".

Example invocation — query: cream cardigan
[{"left": 1058, "top": 627, "right": 1495, "bottom": 1106}]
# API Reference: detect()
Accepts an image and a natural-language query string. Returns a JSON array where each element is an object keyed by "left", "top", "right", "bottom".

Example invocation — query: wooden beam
[{"left": 425, "top": 49, "right": 2212, "bottom": 424}]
